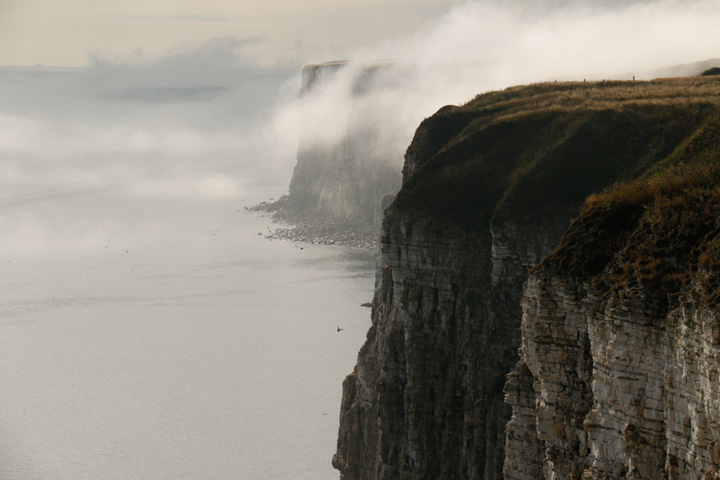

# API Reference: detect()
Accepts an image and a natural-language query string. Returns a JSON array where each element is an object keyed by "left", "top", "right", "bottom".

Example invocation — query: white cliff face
[
  {"left": 287, "top": 62, "right": 402, "bottom": 228},
  {"left": 507, "top": 273, "right": 720, "bottom": 480}
]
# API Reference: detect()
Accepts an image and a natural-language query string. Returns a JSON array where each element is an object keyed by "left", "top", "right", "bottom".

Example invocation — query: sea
[{"left": 0, "top": 65, "right": 375, "bottom": 480}]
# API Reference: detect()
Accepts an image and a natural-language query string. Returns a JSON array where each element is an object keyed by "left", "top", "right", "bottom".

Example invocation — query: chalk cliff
[
  {"left": 506, "top": 164, "right": 720, "bottom": 479},
  {"left": 334, "top": 77, "right": 720, "bottom": 479},
  {"left": 283, "top": 61, "right": 401, "bottom": 231}
]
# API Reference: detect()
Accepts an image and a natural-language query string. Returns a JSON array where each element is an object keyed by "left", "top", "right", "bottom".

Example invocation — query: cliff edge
[
  {"left": 334, "top": 76, "right": 720, "bottom": 479},
  {"left": 261, "top": 61, "right": 402, "bottom": 250}
]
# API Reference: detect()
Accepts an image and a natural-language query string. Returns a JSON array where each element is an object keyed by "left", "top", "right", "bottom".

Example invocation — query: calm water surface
[
  {"left": 0, "top": 182, "right": 374, "bottom": 480},
  {"left": 0, "top": 67, "right": 374, "bottom": 480}
]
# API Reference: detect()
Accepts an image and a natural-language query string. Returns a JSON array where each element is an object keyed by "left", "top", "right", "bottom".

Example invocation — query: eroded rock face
[
  {"left": 507, "top": 273, "right": 720, "bottom": 480},
  {"left": 335, "top": 217, "right": 522, "bottom": 480},
  {"left": 333, "top": 206, "right": 572, "bottom": 480},
  {"left": 505, "top": 163, "right": 720, "bottom": 479}
]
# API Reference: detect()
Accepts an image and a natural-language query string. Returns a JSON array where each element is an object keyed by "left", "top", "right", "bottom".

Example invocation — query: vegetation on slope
[
  {"left": 541, "top": 162, "right": 720, "bottom": 307},
  {"left": 391, "top": 77, "right": 720, "bottom": 233},
  {"left": 701, "top": 67, "right": 720, "bottom": 76}
]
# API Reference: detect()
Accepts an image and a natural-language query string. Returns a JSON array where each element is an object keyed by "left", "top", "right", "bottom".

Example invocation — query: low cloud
[
  {"left": 0, "top": 39, "right": 298, "bottom": 257},
  {"left": 109, "top": 14, "right": 235, "bottom": 23},
  {"left": 102, "top": 85, "right": 229, "bottom": 103},
  {"left": 127, "top": 174, "right": 243, "bottom": 200},
  {"left": 260, "top": 0, "right": 720, "bottom": 184}
]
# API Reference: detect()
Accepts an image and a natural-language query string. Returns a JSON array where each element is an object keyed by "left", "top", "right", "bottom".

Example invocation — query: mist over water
[{"left": 0, "top": 58, "right": 373, "bottom": 480}]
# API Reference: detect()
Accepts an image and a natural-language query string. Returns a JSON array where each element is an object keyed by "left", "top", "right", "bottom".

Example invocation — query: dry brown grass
[
  {"left": 542, "top": 161, "right": 720, "bottom": 308},
  {"left": 466, "top": 76, "right": 720, "bottom": 124},
  {"left": 585, "top": 163, "right": 720, "bottom": 209}
]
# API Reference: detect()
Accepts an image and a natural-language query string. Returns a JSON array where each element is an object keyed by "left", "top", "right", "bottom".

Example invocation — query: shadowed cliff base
[{"left": 334, "top": 75, "right": 720, "bottom": 480}]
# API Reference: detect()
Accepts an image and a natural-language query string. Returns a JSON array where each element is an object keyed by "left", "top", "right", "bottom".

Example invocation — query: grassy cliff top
[
  {"left": 391, "top": 76, "right": 720, "bottom": 230},
  {"left": 464, "top": 76, "right": 720, "bottom": 117}
]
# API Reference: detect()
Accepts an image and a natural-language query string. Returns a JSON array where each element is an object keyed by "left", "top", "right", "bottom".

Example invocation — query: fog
[
  {"left": 1, "top": 39, "right": 296, "bottom": 256},
  {"left": 265, "top": 0, "right": 720, "bottom": 186}
]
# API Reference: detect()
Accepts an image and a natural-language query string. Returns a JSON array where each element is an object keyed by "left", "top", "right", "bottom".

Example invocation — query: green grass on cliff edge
[{"left": 393, "top": 76, "right": 720, "bottom": 231}]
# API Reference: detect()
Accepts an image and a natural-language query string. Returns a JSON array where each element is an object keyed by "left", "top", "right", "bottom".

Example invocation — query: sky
[
  {"left": 4, "top": 0, "right": 716, "bottom": 70},
  {"left": 1, "top": 1, "right": 718, "bottom": 74},
  {"left": 0, "top": 0, "right": 455, "bottom": 67}
]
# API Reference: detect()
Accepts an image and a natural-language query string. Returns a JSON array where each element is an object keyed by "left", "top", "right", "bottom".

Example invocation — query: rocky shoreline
[{"left": 249, "top": 196, "right": 379, "bottom": 253}]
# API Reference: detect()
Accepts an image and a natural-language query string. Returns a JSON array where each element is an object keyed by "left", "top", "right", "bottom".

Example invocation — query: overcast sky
[
  {"left": 0, "top": 0, "right": 457, "bottom": 67},
  {"left": 3, "top": 0, "right": 719, "bottom": 71}
]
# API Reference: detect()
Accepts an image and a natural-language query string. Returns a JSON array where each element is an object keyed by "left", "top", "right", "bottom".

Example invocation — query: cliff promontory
[
  {"left": 289, "top": 61, "right": 400, "bottom": 227},
  {"left": 333, "top": 76, "right": 720, "bottom": 479},
  {"left": 263, "top": 61, "right": 402, "bottom": 249}
]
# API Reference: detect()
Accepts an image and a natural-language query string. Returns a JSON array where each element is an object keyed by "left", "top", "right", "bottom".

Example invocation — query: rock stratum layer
[
  {"left": 507, "top": 164, "right": 720, "bottom": 479},
  {"left": 334, "top": 76, "right": 720, "bottom": 480}
]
